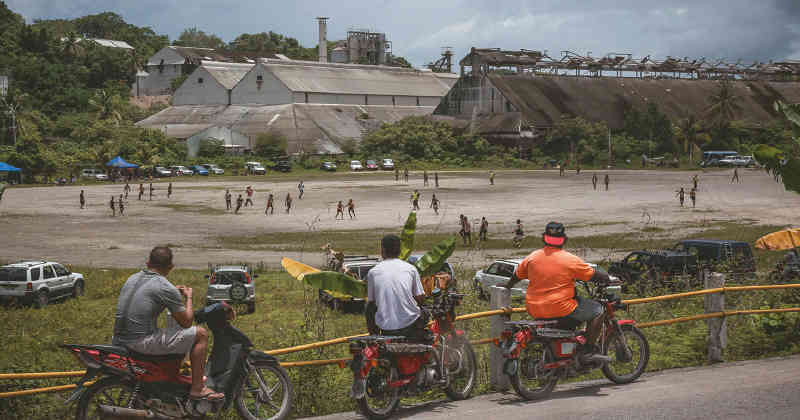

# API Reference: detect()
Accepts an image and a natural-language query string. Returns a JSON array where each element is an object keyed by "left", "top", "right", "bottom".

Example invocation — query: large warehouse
[{"left": 137, "top": 58, "right": 457, "bottom": 154}]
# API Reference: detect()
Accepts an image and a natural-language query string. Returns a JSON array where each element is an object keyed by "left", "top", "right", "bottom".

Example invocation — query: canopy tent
[
  {"left": 105, "top": 156, "right": 139, "bottom": 168},
  {"left": 0, "top": 162, "right": 21, "bottom": 172}
]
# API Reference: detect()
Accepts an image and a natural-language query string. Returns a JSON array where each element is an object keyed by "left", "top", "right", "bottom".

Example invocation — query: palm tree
[
  {"left": 60, "top": 31, "right": 83, "bottom": 61},
  {"left": 88, "top": 89, "right": 122, "bottom": 124},
  {"left": 676, "top": 115, "right": 698, "bottom": 161},
  {"left": 706, "top": 80, "right": 741, "bottom": 127}
]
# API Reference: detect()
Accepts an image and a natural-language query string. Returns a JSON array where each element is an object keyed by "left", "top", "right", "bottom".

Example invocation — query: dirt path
[{"left": 1, "top": 168, "right": 797, "bottom": 269}]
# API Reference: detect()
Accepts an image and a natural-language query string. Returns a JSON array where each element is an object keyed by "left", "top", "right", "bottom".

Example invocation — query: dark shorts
[{"left": 566, "top": 295, "right": 603, "bottom": 322}]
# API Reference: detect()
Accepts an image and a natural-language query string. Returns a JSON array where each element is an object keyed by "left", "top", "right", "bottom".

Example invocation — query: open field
[{"left": 1, "top": 168, "right": 798, "bottom": 271}]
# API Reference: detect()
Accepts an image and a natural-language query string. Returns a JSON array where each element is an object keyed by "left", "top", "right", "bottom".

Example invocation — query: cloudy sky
[{"left": 7, "top": 0, "right": 800, "bottom": 68}]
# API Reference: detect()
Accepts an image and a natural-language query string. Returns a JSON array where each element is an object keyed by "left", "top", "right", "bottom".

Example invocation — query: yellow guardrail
[{"left": 2, "top": 283, "right": 799, "bottom": 399}]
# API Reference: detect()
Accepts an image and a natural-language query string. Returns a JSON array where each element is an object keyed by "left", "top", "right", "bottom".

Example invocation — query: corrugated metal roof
[
  {"left": 265, "top": 62, "right": 451, "bottom": 97},
  {"left": 203, "top": 62, "right": 253, "bottom": 90},
  {"left": 88, "top": 38, "right": 134, "bottom": 49},
  {"left": 136, "top": 104, "right": 435, "bottom": 153}
]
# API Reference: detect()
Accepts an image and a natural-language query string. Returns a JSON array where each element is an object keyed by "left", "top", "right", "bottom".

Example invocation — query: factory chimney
[{"left": 317, "top": 17, "right": 329, "bottom": 63}]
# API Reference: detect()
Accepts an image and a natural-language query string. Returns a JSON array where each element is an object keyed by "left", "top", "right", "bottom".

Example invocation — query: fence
[{"left": 2, "top": 277, "right": 799, "bottom": 399}]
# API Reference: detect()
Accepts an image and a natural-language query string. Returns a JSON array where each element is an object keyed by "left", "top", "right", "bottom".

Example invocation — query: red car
[{"left": 365, "top": 160, "right": 379, "bottom": 170}]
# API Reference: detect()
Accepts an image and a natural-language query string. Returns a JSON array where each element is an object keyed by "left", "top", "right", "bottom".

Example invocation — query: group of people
[
  {"left": 81, "top": 181, "right": 174, "bottom": 216},
  {"left": 335, "top": 199, "right": 357, "bottom": 220},
  {"left": 676, "top": 175, "right": 700, "bottom": 208},
  {"left": 224, "top": 187, "right": 293, "bottom": 215},
  {"left": 458, "top": 215, "right": 493, "bottom": 245}
]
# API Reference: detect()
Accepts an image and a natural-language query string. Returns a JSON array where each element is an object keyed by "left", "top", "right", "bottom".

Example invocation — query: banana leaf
[
  {"left": 303, "top": 271, "right": 367, "bottom": 298},
  {"left": 414, "top": 237, "right": 457, "bottom": 278},
  {"left": 399, "top": 212, "right": 417, "bottom": 261},
  {"left": 280, "top": 257, "right": 320, "bottom": 281}
]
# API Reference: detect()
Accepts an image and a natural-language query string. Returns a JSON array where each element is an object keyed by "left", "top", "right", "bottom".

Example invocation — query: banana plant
[{"left": 399, "top": 211, "right": 416, "bottom": 261}]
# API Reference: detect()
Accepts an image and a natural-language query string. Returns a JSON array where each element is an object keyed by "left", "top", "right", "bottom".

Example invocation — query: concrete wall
[
  {"left": 173, "top": 67, "right": 230, "bottom": 105},
  {"left": 231, "top": 63, "right": 292, "bottom": 105},
  {"left": 186, "top": 126, "right": 250, "bottom": 157},
  {"left": 137, "top": 64, "right": 183, "bottom": 96}
]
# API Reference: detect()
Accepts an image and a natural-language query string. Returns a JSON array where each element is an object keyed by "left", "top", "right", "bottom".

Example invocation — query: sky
[{"left": 7, "top": 0, "right": 800, "bottom": 69}]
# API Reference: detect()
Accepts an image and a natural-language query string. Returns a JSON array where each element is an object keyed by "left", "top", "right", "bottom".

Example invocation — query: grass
[{"left": 1, "top": 221, "right": 798, "bottom": 419}]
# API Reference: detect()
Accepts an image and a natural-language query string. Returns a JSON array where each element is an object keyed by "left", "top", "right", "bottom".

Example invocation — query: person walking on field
[
  {"left": 676, "top": 187, "right": 685, "bottom": 207},
  {"left": 235, "top": 194, "right": 243, "bottom": 214},
  {"left": 512, "top": 219, "right": 524, "bottom": 248},
  {"left": 731, "top": 168, "right": 740, "bottom": 183},
  {"left": 592, "top": 173, "right": 598, "bottom": 190},
  {"left": 336, "top": 200, "right": 345, "bottom": 220},
  {"left": 80, "top": 190, "right": 86, "bottom": 209},
  {"left": 604, "top": 174, "right": 610, "bottom": 191},
  {"left": 347, "top": 198, "right": 356, "bottom": 219},
  {"left": 265, "top": 193, "right": 274, "bottom": 215},
  {"left": 110, "top": 195, "right": 116, "bottom": 217},
  {"left": 225, "top": 189, "right": 232, "bottom": 211},
  {"left": 395, "top": 168, "right": 399, "bottom": 182},
  {"left": 138, "top": 183, "right": 144, "bottom": 201},
  {"left": 411, "top": 189, "right": 420, "bottom": 211},
  {"left": 489, "top": 170, "right": 495, "bottom": 185},
  {"left": 690, "top": 187, "right": 697, "bottom": 208},
  {"left": 404, "top": 168, "right": 409, "bottom": 183},
  {"left": 423, "top": 170, "right": 429, "bottom": 186},
  {"left": 429, "top": 193, "right": 440, "bottom": 215},
  {"left": 167, "top": 182, "right": 173, "bottom": 199},
  {"left": 124, "top": 183, "right": 131, "bottom": 200},
  {"left": 298, "top": 181, "right": 304, "bottom": 199},
  {"left": 149, "top": 183, "right": 154, "bottom": 200},
  {"left": 245, "top": 186, "right": 254, "bottom": 207},
  {"left": 692, "top": 174, "right": 699, "bottom": 190},
  {"left": 479, "top": 216, "right": 489, "bottom": 242},
  {"left": 434, "top": 171, "right": 439, "bottom": 188},
  {"left": 285, "top": 192, "right": 292, "bottom": 214},
  {"left": 118, "top": 194, "right": 125, "bottom": 216},
  {"left": 576, "top": 164, "right": 581, "bottom": 175}
]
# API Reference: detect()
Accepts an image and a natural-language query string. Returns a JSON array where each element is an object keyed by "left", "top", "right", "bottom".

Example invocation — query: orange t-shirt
[{"left": 515, "top": 247, "right": 595, "bottom": 319}]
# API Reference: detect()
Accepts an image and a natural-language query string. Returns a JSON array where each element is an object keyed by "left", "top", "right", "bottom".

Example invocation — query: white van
[{"left": 80, "top": 169, "right": 108, "bottom": 181}]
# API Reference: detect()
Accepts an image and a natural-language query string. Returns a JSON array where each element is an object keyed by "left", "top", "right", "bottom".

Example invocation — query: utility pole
[
  {"left": 1, "top": 97, "right": 18, "bottom": 147},
  {"left": 608, "top": 127, "right": 612, "bottom": 167}
]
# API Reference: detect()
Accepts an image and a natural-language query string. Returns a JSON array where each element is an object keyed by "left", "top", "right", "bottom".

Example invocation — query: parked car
[
  {"left": 80, "top": 169, "right": 108, "bottom": 181},
  {"left": 0, "top": 261, "right": 85, "bottom": 308},
  {"left": 733, "top": 155, "right": 757, "bottom": 167},
  {"left": 201, "top": 163, "right": 225, "bottom": 175},
  {"left": 474, "top": 260, "right": 606, "bottom": 300},
  {"left": 321, "top": 161, "right": 337, "bottom": 171},
  {"left": 204, "top": 265, "right": 256, "bottom": 313},
  {"left": 672, "top": 239, "right": 756, "bottom": 277},
  {"left": 245, "top": 161, "right": 266, "bottom": 175},
  {"left": 365, "top": 160, "right": 379, "bottom": 170},
  {"left": 381, "top": 158, "right": 395, "bottom": 170},
  {"left": 271, "top": 159, "right": 292, "bottom": 173},
  {"left": 350, "top": 160, "right": 363, "bottom": 171},
  {"left": 191, "top": 165, "right": 209, "bottom": 176},
  {"left": 169, "top": 165, "right": 194, "bottom": 176},
  {"left": 153, "top": 166, "right": 173, "bottom": 178},
  {"left": 609, "top": 250, "right": 697, "bottom": 291}
]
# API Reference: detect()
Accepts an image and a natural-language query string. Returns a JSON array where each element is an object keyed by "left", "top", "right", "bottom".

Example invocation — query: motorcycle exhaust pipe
[{"left": 98, "top": 404, "right": 169, "bottom": 419}]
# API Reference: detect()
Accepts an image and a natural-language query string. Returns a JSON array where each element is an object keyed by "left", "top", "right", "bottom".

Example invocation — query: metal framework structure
[
  {"left": 426, "top": 47, "right": 454, "bottom": 73},
  {"left": 460, "top": 48, "right": 800, "bottom": 81}
]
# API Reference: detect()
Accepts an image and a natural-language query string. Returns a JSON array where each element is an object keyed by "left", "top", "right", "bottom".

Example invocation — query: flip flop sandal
[{"left": 189, "top": 388, "right": 225, "bottom": 401}]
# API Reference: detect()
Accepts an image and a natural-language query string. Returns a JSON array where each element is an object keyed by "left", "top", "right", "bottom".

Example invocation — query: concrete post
[
  {"left": 489, "top": 286, "right": 511, "bottom": 391},
  {"left": 704, "top": 271, "right": 727, "bottom": 363}
]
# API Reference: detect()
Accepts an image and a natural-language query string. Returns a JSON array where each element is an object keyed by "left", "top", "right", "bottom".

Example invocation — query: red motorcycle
[
  {"left": 61, "top": 285, "right": 292, "bottom": 420},
  {"left": 498, "top": 279, "right": 649, "bottom": 400},
  {"left": 348, "top": 289, "right": 476, "bottom": 419}
]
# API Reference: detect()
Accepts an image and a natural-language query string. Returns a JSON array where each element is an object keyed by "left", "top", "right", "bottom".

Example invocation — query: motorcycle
[
  {"left": 498, "top": 279, "right": 649, "bottom": 401},
  {"left": 61, "top": 283, "right": 293, "bottom": 420},
  {"left": 348, "top": 288, "right": 476, "bottom": 419}
]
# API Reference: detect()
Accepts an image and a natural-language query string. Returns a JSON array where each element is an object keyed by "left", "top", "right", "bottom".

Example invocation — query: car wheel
[
  {"left": 72, "top": 281, "right": 84, "bottom": 298},
  {"left": 34, "top": 291, "right": 49, "bottom": 309}
]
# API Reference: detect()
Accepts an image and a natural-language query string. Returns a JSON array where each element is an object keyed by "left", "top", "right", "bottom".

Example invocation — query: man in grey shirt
[
  {"left": 366, "top": 235, "right": 426, "bottom": 339},
  {"left": 112, "top": 246, "right": 223, "bottom": 401}
]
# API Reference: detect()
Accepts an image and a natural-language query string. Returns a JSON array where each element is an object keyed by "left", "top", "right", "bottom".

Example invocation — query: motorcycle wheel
[
  {"left": 75, "top": 376, "right": 139, "bottom": 420},
  {"left": 236, "top": 361, "right": 293, "bottom": 420},
  {"left": 356, "top": 361, "right": 400, "bottom": 420},
  {"left": 444, "top": 340, "right": 477, "bottom": 400},
  {"left": 602, "top": 324, "right": 650, "bottom": 384},
  {"left": 510, "top": 341, "right": 558, "bottom": 401}
]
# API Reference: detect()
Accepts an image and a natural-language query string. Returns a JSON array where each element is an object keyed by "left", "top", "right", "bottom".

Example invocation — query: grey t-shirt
[
  {"left": 112, "top": 270, "right": 186, "bottom": 345},
  {"left": 367, "top": 258, "right": 424, "bottom": 331}
]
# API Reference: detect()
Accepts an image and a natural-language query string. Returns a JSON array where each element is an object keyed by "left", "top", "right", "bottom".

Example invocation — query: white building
[
  {"left": 137, "top": 59, "right": 458, "bottom": 154},
  {"left": 134, "top": 46, "right": 233, "bottom": 96}
]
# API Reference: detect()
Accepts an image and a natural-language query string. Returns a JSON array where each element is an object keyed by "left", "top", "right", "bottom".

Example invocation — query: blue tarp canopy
[
  {"left": 105, "top": 156, "right": 139, "bottom": 168},
  {"left": 0, "top": 162, "right": 21, "bottom": 172}
]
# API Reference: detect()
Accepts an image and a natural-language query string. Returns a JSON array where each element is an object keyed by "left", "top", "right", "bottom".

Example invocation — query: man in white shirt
[{"left": 366, "top": 235, "right": 427, "bottom": 339}]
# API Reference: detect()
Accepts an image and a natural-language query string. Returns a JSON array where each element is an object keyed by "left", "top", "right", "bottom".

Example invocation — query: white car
[
  {"left": 169, "top": 165, "right": 194, "bottom": 176},
  {"left": 0, "top": 261, "right": 85, "bottom": 308},
  {"left": 80, "top": 168, "right": 108, "bottom": 181},
  {"left": 245, "top": 161, "right": 266, "bottom": 175},
  {"left": 350, "top": 160, "right": 364, "bottom": 171},
  {"left": 474, "top": 260, "right": 607, "bottom": 300},
  {"left": 381, "top": 158, "right": 395, "bottom": 170},
  {"left": 202, "top": 163, "right": 225, "bottom": 175}
]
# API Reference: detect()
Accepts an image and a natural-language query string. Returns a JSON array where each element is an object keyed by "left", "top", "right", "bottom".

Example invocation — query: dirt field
[{"left": 1, "top": 168, "right": 798, "bottom": 270}]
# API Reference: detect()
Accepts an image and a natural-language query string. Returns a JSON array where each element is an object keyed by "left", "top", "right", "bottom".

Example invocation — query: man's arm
[
  {"left": 171, "top": 286, "right": 194, "bottom": 328},
  {"left": 502, "top": 271, "right": 521, "bottom": 289}
]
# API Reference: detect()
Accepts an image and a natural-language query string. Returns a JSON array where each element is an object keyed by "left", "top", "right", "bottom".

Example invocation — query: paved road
[{"left": 308, "top": 356, "right": 800, "bottom": 420}]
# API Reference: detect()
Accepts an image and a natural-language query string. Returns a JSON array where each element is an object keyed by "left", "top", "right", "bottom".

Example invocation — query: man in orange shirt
[{"left": 503, "top": 222, "right": 610, "bottom": 363}]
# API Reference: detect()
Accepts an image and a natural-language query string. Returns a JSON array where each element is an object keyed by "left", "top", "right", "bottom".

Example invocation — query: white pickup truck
[{"left": 0, "top": 261, "right": 85, "bottom": 308}]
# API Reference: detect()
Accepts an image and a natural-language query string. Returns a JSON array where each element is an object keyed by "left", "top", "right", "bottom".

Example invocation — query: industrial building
[
  {"left": 435, "top": 47, "right": 800, "bottom": 147},
  {"left": 133, "top": 46, "right": 234, "bottom": 97},
  {"left": 137, "top": 58, "right": 457, "bottom": 154}
]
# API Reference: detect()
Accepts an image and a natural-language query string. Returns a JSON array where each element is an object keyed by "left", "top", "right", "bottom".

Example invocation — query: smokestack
[{"left": 317, "top": 17, "right": 329, "bottom": 63}]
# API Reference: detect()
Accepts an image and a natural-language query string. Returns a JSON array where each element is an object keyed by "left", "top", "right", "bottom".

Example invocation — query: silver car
[
  {"left": 205, "top": 265, "right": 256, "bottom": 313},
  {"left": 473, "top": 259, "right": 527, "bottom": 300}
]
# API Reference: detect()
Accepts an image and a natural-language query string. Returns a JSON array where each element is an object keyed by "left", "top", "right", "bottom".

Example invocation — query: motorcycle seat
[
  {"left": 66, "top": 344, "right": 130, "bottom": 355},
  {"left": 125, "top": 348, "right": 186, "bottom": 362}
]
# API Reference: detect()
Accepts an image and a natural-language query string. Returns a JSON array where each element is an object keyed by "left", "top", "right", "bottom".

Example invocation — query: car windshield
[
  {"left": 367, "top": 160, "right": 375, "bottom": 164},
  {"left": 214, "top": 271, "right": 247, "bottom": 285},
  {"left": 0, "top": 267, "right": 27, "bottom": 282}
]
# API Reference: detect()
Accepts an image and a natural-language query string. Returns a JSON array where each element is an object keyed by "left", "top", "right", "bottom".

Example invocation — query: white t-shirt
[{"left": 367, "top": 258, "right": 424, "bottom": 331}]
